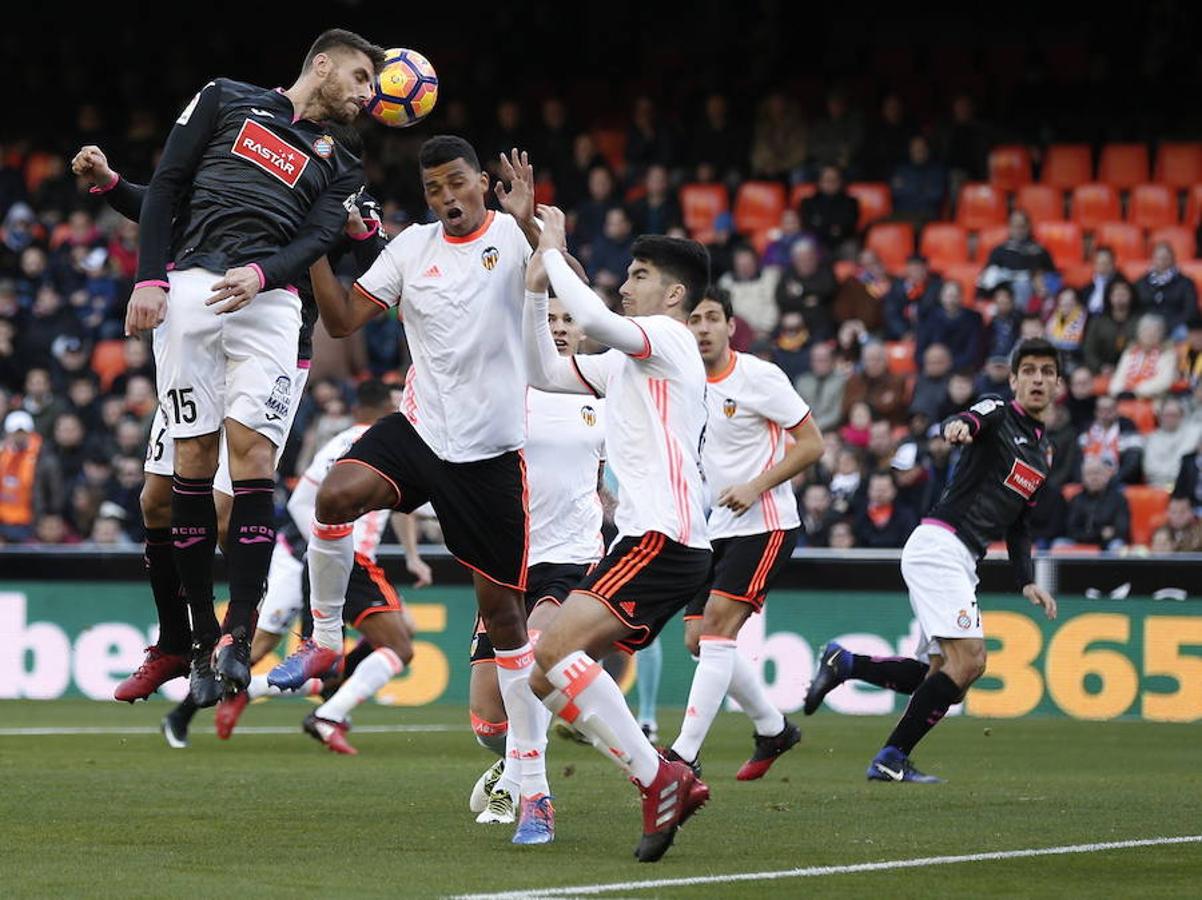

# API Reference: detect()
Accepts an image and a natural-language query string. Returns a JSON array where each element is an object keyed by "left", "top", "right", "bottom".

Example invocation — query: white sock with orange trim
[
  {"left": 316, "top": 647, "right": 402, "bottom": 723},
  {"left": 671, "top": 636, "right": 737, "bottom": 763},
  {"left": 495, "top": 643, "right": 551, "bottom": 799},
  {"left": 308, "top": 520, "right": 354, "bottom": 651},
  {"left": 544, "top": 650, "right": 659, "bottom": 787},
  {"left": 728, "top": 651, "right": 785, "bottom": 736},
  {"left": 248, "top": 673, "right": 321, "bottom": 700}
]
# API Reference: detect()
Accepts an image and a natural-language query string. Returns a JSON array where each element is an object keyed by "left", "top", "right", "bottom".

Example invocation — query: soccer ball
[{"left": 367, "top": 48, "right": 439, "bottom": 128}]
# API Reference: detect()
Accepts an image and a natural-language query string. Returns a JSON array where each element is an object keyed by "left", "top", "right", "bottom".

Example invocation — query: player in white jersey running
[
  {"left": 667, "top": 291, "right": 823, "bottom": 780},
  {"left": 269, "top": 136, "right": 555, "bottom": 845},
  {"left": 468, "top": 293, "right": 607, "bottom": 825},
  {"left": 521, "top": 206, "right": 713, "bottom": 863}
]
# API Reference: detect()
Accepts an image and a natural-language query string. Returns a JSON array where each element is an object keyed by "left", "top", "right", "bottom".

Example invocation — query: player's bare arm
[
  {"left": 308, "top": 255, "right": 382, "bottom": 337},
  {"left": 392, "top": 511, "right": 433, "bottom": 588},
  {"left": 1023, "top": 583, "right": 1058, "bottom": 619},
  {"left": 718, "top": 416, "right": 824, "bottom": 516},
  {"left": 495, "top": 147, "right": 540, "bottom": 250}
]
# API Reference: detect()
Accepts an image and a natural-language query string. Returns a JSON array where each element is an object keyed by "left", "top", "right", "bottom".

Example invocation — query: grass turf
[{"left": 0, "top": 700, "right": 1198, "bottom": 898}]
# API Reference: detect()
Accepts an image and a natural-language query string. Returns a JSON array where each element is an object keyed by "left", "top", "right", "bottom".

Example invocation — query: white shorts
[
  {"left": 145, "top": 365, "right": 310, "bottom": 494},
  {"left": 152, "top": 268, "right": 301, "bottom": 448},
  {"left": 900, "top": 522, "right": 983, "bottom": 661},
  {"left": 257, "top": 538, "right": 306, "bottom": 636}
]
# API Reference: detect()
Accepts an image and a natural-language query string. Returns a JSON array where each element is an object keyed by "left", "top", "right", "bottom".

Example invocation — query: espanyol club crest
[
  {"left": 723, "top": 398, "right": 737, "bottom": 418},
  {"left": 956, "top": 609, "right": 972, "bottom": 630},
  {"left": 481, "top": 246, "right": 500, "bottom": 270},
  {"left": 312, "top": 135, "right": 334, "bottom": 158},
  {"left": 265, "top": 375, "right": 292, "bottom": 421},
  {"left": 581, "top": 405, "right": 597, "bottom": 427}
]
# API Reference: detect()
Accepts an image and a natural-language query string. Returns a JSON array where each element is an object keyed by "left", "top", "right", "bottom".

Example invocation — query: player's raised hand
[
  {"left": 206, "top": 267, "right": 262, "bottom": 314},
  {"left": 124, "top": 285, "right": 167, "bottom": 336},
  {"left": 944, "top": 419, "right": 973, "bottom": 445},
  {"left": 535, "top": 204, "right": 567, "bottom": 252},
  {"left": 345, "top": 205, "right": 369, "bottom": 237},
  {"left": 71, "top": 145, "right": 115, "bottom": 188},
  {"left": 406, "top": 555, "right": 433, "bottom": 589},
  {"left": 526, "top": 250, "right": 550, "bottom": 293},
  {"left": 495, "top": 148, "right": 535, "bottom": 223},
  {"left": 1023, "top": 583, "right": 1058, "bottom": 620},
  {"left": 717, "top": 482, "right": 760, "bottom": 517}
]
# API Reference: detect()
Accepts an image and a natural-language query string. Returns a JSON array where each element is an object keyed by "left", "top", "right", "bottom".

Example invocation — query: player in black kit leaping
[
  {"left": 804, "top": 338, "right": 1060, "bottom": 783},
  {"left": 122, "top": 29, "right": 386, "bottom": 705}
]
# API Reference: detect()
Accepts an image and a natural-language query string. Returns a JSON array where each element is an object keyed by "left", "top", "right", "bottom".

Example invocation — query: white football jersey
[
  {"left": 703, "top": 352, "right": 809, "bottom": 539},
  {"left": 354, "top": 211, "right": 531, "bottom": 462},
  {"left": 299, "top": 423, "right": 389, "bottom": 561},
  {"left": 573, "top": 315, "right": 710, "bottom": 550},
  {"left": 525, "top": 389, "right": 606, "bottom": 566}
]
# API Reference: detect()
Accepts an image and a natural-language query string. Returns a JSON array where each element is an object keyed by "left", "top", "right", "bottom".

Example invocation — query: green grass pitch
[{"left": 1, "top": 700, "right": 1199, "bottom": 898}]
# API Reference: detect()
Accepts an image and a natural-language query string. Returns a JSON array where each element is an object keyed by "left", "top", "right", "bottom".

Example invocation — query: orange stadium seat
[
  {"left": 1128, "top": 183, "right": 1176, "bottom": 230},
  {"left": 940, "top": 263, "right": 983, "bottom": 301},
  {"left": 847, "top": 182, "right": 893, "bottom": 229},
  {"left": 988, "top": 145, "right": 1033, "bottom": 192},
  {"left": 1034, "top": 221, "right": 1085, "bottom": 267},
  {"left": 1119, "top": 259, "right": 1151, "bottom": 283},
  {"left": 790, "top": 182, "right": 817, "bottom": 209},
  {"left": 975, "top": 224, "right": 1011, "bottom": 262},
  {"left": 1149, "top": 225, "right": 1196, "bottom": 262},
  {"left": 1124, "top": 485, "right": 1171, "bottom": 546},
  {"left": 955, "top": 182, "right": 1007, "bottom": 230},
  {"left": 679, "top": 183, "right": 729, "bottom": 241},
  {"left": 91, "top": 340, "right": 128, "bottom": 392},
  {"left": 1184, "top": 185, "right": 1202, "bottom": 228},
  {"left": 1070, "top": 183, "right": 1121, "bottom": 230},
  {"left": 866, "top": 222, "right": 915, "bottom": 272},
  {"left": 1094, "top": 222, "right": 1146, "bottom": 264},
  {"left": 733, "top": 181, "right": 786, "bottom": 234},
  {"left": 1098, "top": 143, "right": 1150, "bottom": 190},
  {"left": 1041, "top": 144, "right": 1093, "bottom": 190},
  {"left": 1015, "top": 184, "right": 1062, "bottom": 223},
  {"left": 1178, "top": 260, "right": 1202, "bottom": 295},
  {"left": 919, "top": 223, "right": 969, "bottom": 268},
  {"left": 1117, "top": 398, "right": 1157, "bottom": 434},
  {"left": 591, "top": 129, "right": 627, "bottom": 175},
  {"left": 1061, "top": 262, "right": 1093, "bottom": 288},
  {"left": 833, "top": 259, "right": 858, "bottom": 282},
  {"left": 1154, "top": 142, "right": 1202, "bottom": 189},
  {"left": 885, "top": 340, "right": 918, "bottom": 375}
]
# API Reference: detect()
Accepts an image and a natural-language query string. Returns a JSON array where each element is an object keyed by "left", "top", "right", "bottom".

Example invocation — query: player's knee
[
  {"left": 139, "top": 476, "right": 171, "bottom": 527},
  {"left": 529, "top": 663, "right": 553, "bottom": 699},
  {"left": 314, "top": 472, "right": 369, "bottom": 524}
]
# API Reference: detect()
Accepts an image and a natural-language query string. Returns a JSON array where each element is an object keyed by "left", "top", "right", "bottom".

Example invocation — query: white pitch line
[
  {"left": 452, "top": 834, "right": 1202, "bottom": 899},
  {"left": 0, "top": 724, "right": 461, "bottom": 737}
]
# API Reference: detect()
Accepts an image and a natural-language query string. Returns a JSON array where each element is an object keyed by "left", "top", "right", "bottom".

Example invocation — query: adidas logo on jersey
[
  {"left": 620, "top": 601, "right": 636, "bottom": 616},
  {"left": 423, "top": 264, "right": 442, "bottom": 278}
]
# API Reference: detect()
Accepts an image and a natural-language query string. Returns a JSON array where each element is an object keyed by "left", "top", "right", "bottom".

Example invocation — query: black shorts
[
  {"left": 469, "top": 562, "right": 589, "bottom": 664},
  {"left": 300, "top": 554, "right": 404, "bottom": 635},
  {"left": 684, "top": 528, "right": 799, "bottom": 619},
  {"left": 340, "top": 412, "right": 528, "bottom": 591},
  {"left": 576, "top": 531, "right": 711, "bottom": 653}
]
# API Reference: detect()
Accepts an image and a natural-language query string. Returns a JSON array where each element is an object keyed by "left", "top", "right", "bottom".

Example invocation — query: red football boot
[
  {"left": 634, "top": 756, "right": 710, "bottom": 862},
  {"left": 113, "top": 646, "right": 190, "bottom": 703},
  {"left": 214, "top": 690, "right": 250, "bottom": 740}
]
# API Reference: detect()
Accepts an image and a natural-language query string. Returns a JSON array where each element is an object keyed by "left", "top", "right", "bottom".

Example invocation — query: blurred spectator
[
  {"left": 0, "top": 409, "right": 63, "bottom": 541},
  {"left": 890, "top": 135, "right": 947, "bottom": 221},
  {"left": 1045, "top": 287, "right": 1088, "bottom": 366},
  {"left": 853, "top": 471, "right": 917, "bottom": 548},
  {"left": 1134, "top": 241, "right": 1198, "bottom": 338},
  {"left": 917, "top": 280, "right": 984, "bottom": 371},
  {"left": 109, "top": 338, "right": 155, "bottom": 396},
  {"left": 839, "top": 401, "right": 872, "bottom": 449},
  {"left": 863, "top": 93, "right": 912, "bottom": 180},
  {"left": 0, "top": 316, "right": 20, "bottom": 392},
  {"left": 484, "top": 100, "right": 528, "bottom": 172},
  {"left": 922, "top": 423, "right": 956, "bottom": 512},
  {"left": 794, "top": 341, "right": 847, "bottom": 431},
  {"left": 84, "top": 500, "right": 134, "bottom": 546},
  {"left": 1028, "top": 483, "right": 1069, "bottom": 549},
  {"left": 689, "top": 93, "right": 747, "bottom": 184},
  {"left": 1065, "top": 365, "right": 1098, "bottom": 431},
  {"left": 769, "top": 311, "right": 812, "bottom": 382},
  {"left": 801, "top": 165, "right": 860, "bottom": 257},
  {"left": 1109, "top": 314, "right": 1176, "bottom": 399},
  {"left": 865, "top": 419, "right": 898, "bottom": 475},
  {"left": 974, "top": 355, "right": 1014, "bottom": 402},
  {"left": 572, "top": 164, "right": 617, "bottom": 251},
  {"left": 761, "top": 208, "right": 803, "bottom": 269},
  {"left": 50, "top": 336, "right": 94, "bottom": 393},
  {"left": 883, "top": 254, "right": 942, "bottom": 340},
  {"left": 982, "top": 283, "right": 1024, "bottom": 360},
  {"left": 829, "top": 519, "right": 857, "bottom": 549},
  {"left": 798, "top": 482, "right": 838, "bottom": 548},
  {"left": 1081, "top": 246, "right": 1120, "bottom": 316},
  {"left": 833, "top": 248, "right": 889, "bottom": 334},
  {"left": 22, "top": 285, "right": 86, "bottom": 373},
  {"left": 1065, "top": 458, "right": 1130, "bottom": 549},
  {"left": 809, "top": 88, "right": 864, "bottom": 173},
  {"left": 556, "top": 133, "right": 605, "bottom": 211},
  {"left": 1079, "top": 394, "right": 1144, "bottom": 484},
  {"left": 1158, "top": 497, "right": 1202, "bottom": 551},
  {"left": 717, "top": 245, "right": 780, "bottom": 337},
  {"left": 1176, "top": 316, "right": 1202, "bottom": 390},
  {"left": 625, "top": 96, "right": 675, "bottom": 183},
  {"left": 1082, "top": 279, "right": 1139, "bottom": 375},
  {"left": 937, "top": 94, "right": 992, "bottom": 183},
  {"left": 20, "top": 368, "right": 68, "bottom": 436},
  {"left": 1174, "top": 433, "right": 1202, "bottom": 513},
  {"left": 527, "top": 97, "right": 574, "bottom": 191},
  {"left": 32, "top": 155, "right": 77, "bottom": 213},
  {"left": 978, "top": 210, "right": 1054, "bottom": 308},
  {"left": 34, "top": 512, "right": 78, "bottom": 545},
  {"left": 1150, "top": 525, "right": 1174, "bottom": 553},
  {"left": 1044, "top": 403, "right": 1079, "bottom": 488},
  {"left": 775, "top": 238, "right": 837, "bottom": 338},
  {"left": 842, "top": 340, "right": 908, "bottom": 424},
  {"left": 627, "top": 164, "right": 681, "bottom": 236},
  {"left": 587, "top": 207, "right": 634, "bottom": 289},
  {"left": 49, "top": 411, "right": 95, "bottom": 486},
  {"left": 1144, "top": 398, "right": 1202, "bottom": 488},
  {"left": 829, "top": 448, "right": 863, "bottom": 516},
  {"left": 1020, "top": 313, "right": 1046, "bottom": 341},
  {"left": 910, "top": 342, "right": 954, "bottom": 420},
  {"left": 943, "top": 371, "right": 976, "bottom": 420},
  {"left": 1, "top": 203, "right": 42, "bottom": 275},
  {"left": 750, "top": 92, "right": 807, "bottom": 180},
  {"left": 888, "top": 428, "right": 930, "bottom": 515}
]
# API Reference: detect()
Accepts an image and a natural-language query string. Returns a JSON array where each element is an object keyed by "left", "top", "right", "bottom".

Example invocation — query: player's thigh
[
  {"left": 534, "top": 590, "right": 640, "bottom": 670},
  {"left": 349, "top": 563, "right": 413, "bottom": 662},
  {"left": 143, "top": 404, "right": 173, "bottom": 483},
  {"left": 524, "top": 562, "right": 588, "bottom": 637},
  {"left": 328, "top": 413, "right": 433, "bottom": 522},
  {"left": 156, "top": 269, "right": 225, "bottom": 440},
  {"left": 901, "top": 524, "right": 982, "bottom": 644},
  {"left": 357, "top": 611, "right": 413, "bottom": 662},
  {"left": 222, "top": 287, "right": 302, "bottom": 451},
  {"left": 699, "top": 593, "right": 755, "bottom": 639},
  {"left": 214, "top": 368, "right": 306, "bottom": 494}
]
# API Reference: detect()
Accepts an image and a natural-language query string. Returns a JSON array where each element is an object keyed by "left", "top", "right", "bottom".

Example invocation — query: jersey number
[
  {"left": 166, "top": 388, "right": 197, "bottom": 425},
  {"left": 147, "top": 426, "right": 167, "bottom": 462}
]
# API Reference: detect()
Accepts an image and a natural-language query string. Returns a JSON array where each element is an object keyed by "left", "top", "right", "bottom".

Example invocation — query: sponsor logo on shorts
[
  {"left": 957, "top": 609, "right": 972, "bottom": 629},
  {"left": 619, "top": 601, "right": 637, "bottom": 617},
  {"left": 581, "top": 405, "right": 597, "bottom": 427},
  {"left": 723, "top": 398, "right": 737, "bottom": 418},
  {"left": 481, "top": 246, "right": 500, "bottom": 270},
  {"left": 312, "top": 135, "right": 334, "bottom": 158},
  {"left": 1003, "top": 459, "right": 1045, "bottom": 500},
  {"left": 231, "top": 119, "right": 309, "bottom": 188},
  {"left": 266, "top": 375, "right": 292, "bottom": 422}
]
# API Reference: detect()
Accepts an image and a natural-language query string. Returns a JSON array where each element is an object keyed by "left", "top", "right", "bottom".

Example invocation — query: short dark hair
[
  {"left": 355, "top": 378, "right": 393, "bottom": 410},
  {"left": 419, "top": 135, "right": 481, "bottom": 173},
  {"left": 1010, "top": 338, "right": 1061, "bottom": 377},
  {"left": 630, "top": 235, "right": 710, "bottom": 307},
  {"left": 303, "top": 29, "right": 387, "bottom": 73},
  {"left": 686, "top": 286, "right": 733, "bottom": 319}
]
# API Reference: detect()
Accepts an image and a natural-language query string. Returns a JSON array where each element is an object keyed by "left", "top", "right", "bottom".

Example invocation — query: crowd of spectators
[{"left": 3, "top": 81, "right": 1202, "bottom": 555}]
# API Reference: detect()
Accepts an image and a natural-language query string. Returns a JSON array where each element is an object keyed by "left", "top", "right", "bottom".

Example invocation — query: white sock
[
  {"left": 248, "top": 673, "right": 321, "bottom": 699},
  {"left": 316, "top": 648, "right": 402, "bottom": 722},
  {"left": 495, "top": 729, "right": 521, "bottom": 799},
  {"left": 672, "top": 637, "right": 737, "bottom": 763},
  {"left": 308, "top": 520, "right": 354, "bottom": 651},
  {"left": 728, "top": 650, "right": 785, "bottom": 736},
  {"left": 544, "top": 650, "right": 659, "bottom": 787},
  {"left": 495, "top": 643, "right": 551, "bottom": 799}
]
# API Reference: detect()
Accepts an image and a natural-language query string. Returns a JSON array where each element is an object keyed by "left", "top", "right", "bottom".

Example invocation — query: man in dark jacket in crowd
[
  {"left": 1066, "top": 458, "right": 1130, "bottom": 549},
  {"left": 853, "top": 471, "right": 917, "bottom": 548}
]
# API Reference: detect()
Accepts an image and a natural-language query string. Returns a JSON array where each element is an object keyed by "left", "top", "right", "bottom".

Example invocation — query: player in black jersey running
[
  {"left": 121, "top": 29, "right": 385, "bottom": 704},
  {"left": 804, "top": 338, "right": 1060, "bottom": 783}
]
